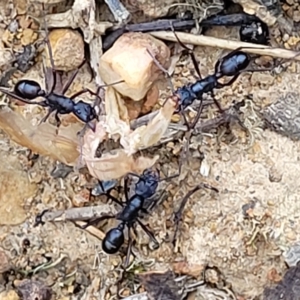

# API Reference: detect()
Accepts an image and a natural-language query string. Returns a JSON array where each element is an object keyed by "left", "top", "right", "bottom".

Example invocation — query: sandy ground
[{"left": 1, "top": 3, "right": 300, "bottom": 300}]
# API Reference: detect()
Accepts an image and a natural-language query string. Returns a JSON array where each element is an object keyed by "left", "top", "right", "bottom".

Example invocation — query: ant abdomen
[
  {"left": 15, "top": 80, "right": 44, "bottom": 100},
  {"left": 220, "top": 51, "right": 250, "bottom": 76},
  {"left": 102, "top": 225, "right": 125, "bottom": 254}
]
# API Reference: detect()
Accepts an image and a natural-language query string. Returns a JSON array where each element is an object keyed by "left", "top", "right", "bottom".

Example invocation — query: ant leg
[
  {"left": 40, "top": 5, "right": 57, "bottom": 95},
  {"left": 34, "top": 209, "right": 50, "bottom": 227},
  {"left": 70, "top": 80, "right": 125, "bottom": 100},
  {"left": 142, "top": 190, "right": 168, "bottom": 217},
  {"left": 124, "top": 175, "right": 130, "bottom": 203},
  {"left": 107, "top": 194, "right": 124, "bottom": 207},
  {"left": 210, "top": 90, "right": 224, "bottom": 113},
  {"left": 178, "top": 130, "right": 192, "bottom": 176},
  {"left": 124, "top": 226, "right": 135, "bottom": 268},
  {"left": 89, "top": 81, "right": 122, "bottom": 117},
  {"left": 215, "top": 73, "right": 259, "bottom": 128},
  {"left": 181, "top": 108, "right": 192, "bottom": 131},
  {"left": 146, "top": 48, "right": 175, "bottom": 94},
  {"left": 73, "top": 214, "right": 115, "bottom": 230},
  {"left": 92, "top": 86, "right": 103, "bottom": 113},
  {"left": 70, "top": 88, "right": 98, "bottom": 99},
  {"left": 267, "top": 51, "right": 300, "bottom": 72},
  {"left": 190, "top": 100, "right": 204, "bottom": 129},
  {"left": 77, "top": 121, "right": 96, "bottom": 141},
  {"left": 216, "top": 74, "right": 239, "bottom": 89},
  {"left": 158, "top": 173, "right": 179, "bottom": 182},
  {"left": 62, "top": 60, "right": 86, "bottom": 94},
  {"left": 215, "top": 74, "right": 246, "bottom": 126},
  {"left": 126, "top": 172, "right": 144, "bottom": 180},
  {"left": 136, "top": 219, "right": 159, "bottom": 249},
  {"left": 242, "top": 67, "right": 273, "bottom": 73},
  {"left": 170, "top": 23, "right": 202, "bottom": 79},
  {"left": 54, "top": 111, "right": 61, "bottom": 128},
  {"left": 97, "top": 181, "right": 106, "bottom": 195},
  {"left": 175, "top": 100, "right": 205, "bottom": 177},
  {"left": 40, "top": 3, "right": 57, "bottom": 95},
  {"left": 173, "top": 183, "right": 218, "bottom": 243},
  {"left": 88, "top": 121, "right": 97, "bottom": 131},
  {"left": 38, "top": 107, "right": 56, "bottom": 125},
  {"left": 94, "top": 181, "right": 124, "bottom": 207}
]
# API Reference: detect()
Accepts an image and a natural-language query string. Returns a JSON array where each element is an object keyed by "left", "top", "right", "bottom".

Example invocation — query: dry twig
[{"left": 149, "top": 31, "right": 300, "bottom": 60}]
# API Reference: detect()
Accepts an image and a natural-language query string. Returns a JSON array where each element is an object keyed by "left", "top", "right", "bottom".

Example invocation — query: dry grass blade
[
  {"left": 149, "top": 31, "right": 300, "bottom": 60},
  {"left": 74, "top": 220, "right": 105, "bottom": 240}
]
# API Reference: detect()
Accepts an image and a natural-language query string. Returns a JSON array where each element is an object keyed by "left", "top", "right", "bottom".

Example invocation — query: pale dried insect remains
[{"left": 79, "top": 32, "right": 175, "bottom": 181}]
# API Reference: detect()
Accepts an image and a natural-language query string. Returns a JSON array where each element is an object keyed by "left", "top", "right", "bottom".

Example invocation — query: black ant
[
  {"left": 201, "top": 13, "right": 270, "bottom": 45},
  {"left": 103, "top": 12, "right": 269, "bottom": 51},
  {"left": 0, "top": 7, "right": 123, "bottom": 131},
  {"left": 147, "top": 24, "right": 283, "bottom": 173},
  {"left": 239, "top": 20, "right": 269, "bottom": 45},
  {"left": 149, "top": 27, "right": 275, "bottom": 131},
  {"left": 78, "top": 168, "right": 167, "bottom": 267}
]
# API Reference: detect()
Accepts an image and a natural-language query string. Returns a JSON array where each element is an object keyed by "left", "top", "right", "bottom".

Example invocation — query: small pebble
[
  {"left": 263, "top": 92, "right": 300, "bottom": 140},
  {"left": 46, "top": 29, "right": 85, "bottom": 72},
  {"left": 284, "top": 242, "right": 300, "bottom": 267},
  {"left": 282, "top": 33, "right": 290, "bottom": 42},
  {"left": 171, "top": 114, "right": 181, "bottom": 122},
  {"left": 50, "top": 163, "right": 73, "bottom": 179}
]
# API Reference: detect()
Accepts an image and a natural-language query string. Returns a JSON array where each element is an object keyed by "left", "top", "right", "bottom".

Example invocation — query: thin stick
[
  {"left": 149, "top": 31, "right": 300, "bottom": 61},
  {"left": 74, "top": 220, "right": 105, "bottom": 240}
]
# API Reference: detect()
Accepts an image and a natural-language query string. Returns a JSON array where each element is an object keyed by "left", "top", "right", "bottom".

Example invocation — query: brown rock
[
  {"left": 99, "top": 32, "right": 170, "bottom": 102},
  {"left": 0, "top": 290, "right": 19, "bottom": 300},
  {"left": 0, "top": 151, "right": 37, "bottom": 225},
  {"left": 45, "top": 29, "right": 85, "bottom": 72},
  {"left": 15, "top": 279, "right": 51, "bottom": 300}
]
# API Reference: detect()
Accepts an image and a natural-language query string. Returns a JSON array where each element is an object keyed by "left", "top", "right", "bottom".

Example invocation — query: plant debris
[{"left": 15, "top": 279, "right": 52, "bottom": 300}]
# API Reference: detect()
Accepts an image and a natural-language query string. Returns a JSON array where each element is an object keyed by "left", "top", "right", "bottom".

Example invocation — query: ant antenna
[
  {"left": 92, "top": 79, "right": 124, "bottom": 112},
  {"left": 146, "top": 48, "right": 175, "bottom": 95},
  {"left": 169, "top": 21, "right": 203, "bottom": 80},
  {"left": 39, "top": 2, "right": 57, "bottom": 95}
]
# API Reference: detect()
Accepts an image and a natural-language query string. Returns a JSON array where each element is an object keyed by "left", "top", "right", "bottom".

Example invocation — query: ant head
[
  {"left": 15, "top": 80, "right": 44, "bottom": 100},
  {"left": 142, "top": 168, "right": 160, "bottom": 181},
  {"left": 175, "top": 87, "right": 193, "bottom": 110},
  {"left": 135, "top": 168, "right": 160, "bottom": 198},
  {"left": 102, "top": 224, "right": 125, "bottom": 254},
  {"left": 73, "top": 101, "right": 98, "bottom": 123}
]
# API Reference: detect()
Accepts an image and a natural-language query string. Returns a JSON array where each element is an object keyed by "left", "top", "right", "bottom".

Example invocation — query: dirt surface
[{"left": 1, "top": 1, "right": 300, "bottom": 300}]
